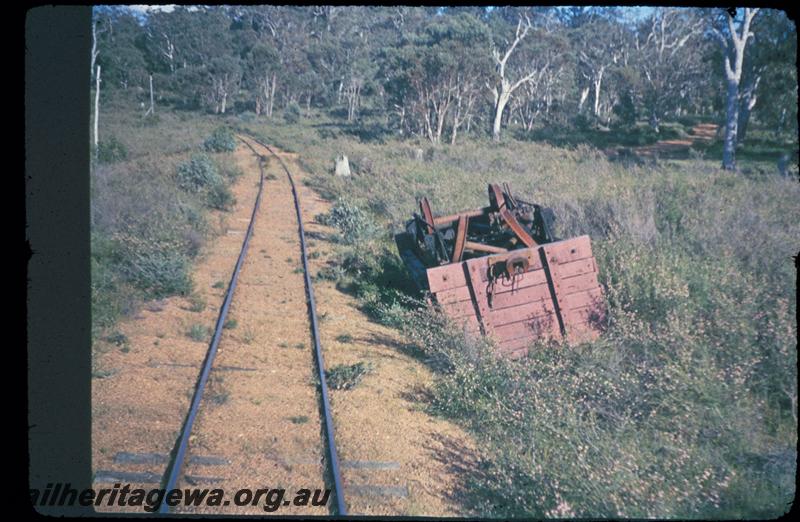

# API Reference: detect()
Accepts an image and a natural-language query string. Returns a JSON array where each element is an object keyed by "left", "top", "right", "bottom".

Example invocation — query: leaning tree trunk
[{"left": 722, "top": 80, "right": 739, "bottom": 170}]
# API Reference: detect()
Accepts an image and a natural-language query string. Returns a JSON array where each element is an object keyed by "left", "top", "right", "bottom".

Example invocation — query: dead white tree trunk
[
  {"left": 712, "top": 8, "right": 759, "bottom": 170},
  {"left": 162, "top": 32, "right": 176, "bottom": 74},
  {"left": 94, "top": 65, "right": 101, "bottom": 154},
  {"left": 145, "top": 74, "right": 155, "bottom": 116},
  {"left": 578, "top": 86, "right": 590, "bottom": 112},
  {"left": 490, "top": 15, "right": 539, "bottom": 141},
  {"left": 268, "top": 73, "right": 277, "bottom": 117},
  {"left": 91, "top": 21, "right": 98, "bottom": 83},
  {"left": 592, "top": 65, "right": 606, "bottom": 118}
]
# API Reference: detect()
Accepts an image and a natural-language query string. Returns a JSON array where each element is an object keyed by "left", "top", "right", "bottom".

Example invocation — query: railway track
[
  {"left": 152, "top": 134, "right": 346, "bottom": 515},
  {"left": 94, "top": 133, "right": 476, "bottom": 517}
]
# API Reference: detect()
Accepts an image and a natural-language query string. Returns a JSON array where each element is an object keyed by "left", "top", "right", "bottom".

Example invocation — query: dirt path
[
  {"left": 92, "top": 139, "right": 482, "bottom": 516},
  {"left": 262, "top": 143, "right": 483, "bottom": 517},
  {"left": 608, "top": 122, "right": 719, "bottom": 159}
]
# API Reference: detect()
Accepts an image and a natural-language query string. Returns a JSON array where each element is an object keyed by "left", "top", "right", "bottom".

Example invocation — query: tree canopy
[{"left": 92, "top": 6, "right": 797, "bottom": 147}]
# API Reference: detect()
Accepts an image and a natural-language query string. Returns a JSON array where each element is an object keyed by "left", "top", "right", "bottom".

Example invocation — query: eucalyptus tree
[
  {"left": 709, "top": 7, "right": 760, "bottom": 170},
  {"left": 635, "top": 7, "right": 707, "bottom": 131},
  {"left": 382, "top": 12, "right": 492, "bottom": 144},
  {"left": 234, "top": 6, "right": 307, "bottom": 116},
  {"left": 486, "top": 8, "right": 536, "bottom": 140},
  {"left": 93, "top": 9, "right": 149, "bottom": 92},
  {"left": 735, "top": 9, "right": 796, "bottom": 142},
  {"left": 509, "top": 27, "right": 572, "bottom": 131},
  {"left": 570, "top": 9, "right": 631, "bottom": 122},
  {"left": 244, "top": 43, "right": 280, "bottom": 116}
]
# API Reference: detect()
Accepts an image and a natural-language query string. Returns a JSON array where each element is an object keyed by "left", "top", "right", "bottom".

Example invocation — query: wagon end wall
[{"left": 427, "top": 235, "right": 606, "bottom": 357}]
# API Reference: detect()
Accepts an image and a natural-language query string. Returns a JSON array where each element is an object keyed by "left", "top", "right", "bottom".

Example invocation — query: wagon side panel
[{"left": 541, "top": 235, "right": 606, "bottom": 343}]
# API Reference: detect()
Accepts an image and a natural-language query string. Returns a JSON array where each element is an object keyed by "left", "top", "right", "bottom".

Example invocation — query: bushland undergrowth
[
  {"left": 91, "top": 93, "right": 239, "bottom": 340},
  {"left": 92, "top": 99, "right": 797, "bottom": 517},
  {"left": 246, "top": 113, "right": 798, "bottom": 518}
]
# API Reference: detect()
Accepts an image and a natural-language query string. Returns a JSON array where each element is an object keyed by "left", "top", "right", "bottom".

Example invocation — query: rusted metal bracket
[
  {"left": 452, "top": 214, "right": 468, "bottom": 263},
  {"left": 488, "top": 183, "right": 506, "bottom": 211},
  {"left": 419, "top": 197, "right": 435, "bottom": 235},
  {"left": 499, "top": 207, "right": 538, "bottom": 248},
  {"left": 465, "top": 241, "right": 507, "bottom": 254}
]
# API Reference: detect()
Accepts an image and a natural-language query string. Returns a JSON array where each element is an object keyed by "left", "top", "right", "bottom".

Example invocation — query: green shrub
[
  {"left": 284, "top": 102, "right": 301, "bottom": 124},
  {"left": 187, "top": 294, "right": 205, "bottom": 312},
  {"left": 121, "top": 247, "right": 192, "bottom": 298},
  {"left": 325, "top": 362, "right": 373, "bottom": 390},
  {"left": 176, "top": 154, "right": 221, "bottom": 192},
  {"left": 97, "top": 135, "right": 128, "bottom": 163},
  {"left": 220, "top": 163, "right": 244, "bottom": 180},
  {"left": 315, "top": 200, "right": 379, "bottom": 244},
  {"left": 203, "top": 126, "right": 237, "bottom": 152},
  {"left": 613, "top": 90, "right": 637, "bottom": 127},
  {"left": 187, "top": 323, "right": 210, "bottom": 342},
  {"left": 223, "top": 319, "right": 237, "bottom": 329},
  {"left": 104, "top": 331, "right": 128, "bottom": 347},
  {"left": 573, "top": 113, "right": 591, "bottom": 130},
  {"left": 206, "top": 180, "right": 235, "bottom": 211}
]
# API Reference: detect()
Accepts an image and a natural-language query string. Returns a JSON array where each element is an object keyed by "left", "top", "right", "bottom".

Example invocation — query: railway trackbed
[{"left": 92, "top": 134, "right": 480, "bottom": 516}]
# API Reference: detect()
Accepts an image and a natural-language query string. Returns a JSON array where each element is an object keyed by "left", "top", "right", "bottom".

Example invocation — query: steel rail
[
  {"left": 157, "top": 138, "right": 265, "bottom": 514},
  {"left": 240, "top": 133, "right": 348, "bottom": 516}
]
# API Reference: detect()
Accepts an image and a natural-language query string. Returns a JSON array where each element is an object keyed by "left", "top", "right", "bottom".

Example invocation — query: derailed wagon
[{"left": 394, "top": 183, "right": 606, "bottom": 357}]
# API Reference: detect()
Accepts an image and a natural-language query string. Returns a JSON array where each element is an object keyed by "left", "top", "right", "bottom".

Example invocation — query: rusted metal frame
[
  {"left": 464, "top": 241, "right": 508, "bottom": 254},
  {"left": 240, "top": 133, "right": 348, "bottom": 516},
  {"left": 419, "top": 197, "right": 435, "bottom": 234},
  {"left": 418, "top": 198, "right": 451, "bottom": 264},
  {"left": 539, "top": 245, "right": 566, "bottom": 340},
  {"left": 463, "top": 259, "right": 493, "bottom": 337},
  {"left": 451, "top": 214, "right": 468, "bottom": 263},
  {"left": 499, "top": 207, "right": 538, "bottom": 248},
  {"left": 433, "top": 208, "right": 490, "bottom": 226},
  {"left": 489, "top": 183, "right": 506, "bottom": 211},
  {"left": 394, "top": 233, "right": 428, "bottom": 293},
  {"left": 502, "top": 182, "right": 518, "bottom": 209},
  {"left": 159, "top": 137, "right": 265, "bottom": 514}
]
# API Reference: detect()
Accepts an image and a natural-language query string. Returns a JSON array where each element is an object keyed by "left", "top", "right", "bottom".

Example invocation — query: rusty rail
[
  {"left": 158, "top": 137, "right": 265, "bottom": 513},
  {"left": 240, "top": 133, "right": 348, "bottom": 516}
]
